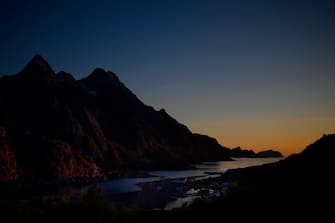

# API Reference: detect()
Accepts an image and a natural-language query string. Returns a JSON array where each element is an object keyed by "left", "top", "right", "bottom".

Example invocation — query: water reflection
[
  {"left": 97, "top": 177, "right": 161, "bottom": 195},
  {"left": 150, "top": 157, "right": 281, "bottom": 180},
  {"left": 164, "top": 195, "right": 199, "bottom": 210},
  {"left": 58, "top": 158, "right": 282, "bottom": 209},
  {"left": 214, "top": 157, "right": 282, "bottom": 171}
]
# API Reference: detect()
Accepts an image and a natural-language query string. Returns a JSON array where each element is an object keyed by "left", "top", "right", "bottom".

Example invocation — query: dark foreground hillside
[{"left": 186, "top": 133, "right": 335, "bottom": 220}]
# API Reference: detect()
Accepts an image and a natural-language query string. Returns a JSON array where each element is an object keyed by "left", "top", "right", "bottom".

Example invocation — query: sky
[{"left": 1, "top": 0, "right": 335, "bottom": 156}]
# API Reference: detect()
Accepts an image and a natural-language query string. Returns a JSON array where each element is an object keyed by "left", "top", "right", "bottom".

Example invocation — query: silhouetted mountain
[
  {"left": 256, "top": 149, "right": 282, "bottom": 157},
  {"left": 229, "top": 147, "right": 256, "bottom": 157},
  {"left": 0, "top": 55, "right": 233, "bottom": 180},
  {"left": 18, "top": 54, "right": 56, "bottom": 85},
  {"left": 228, "top": 147, "right": 282, "bottom": 157}
]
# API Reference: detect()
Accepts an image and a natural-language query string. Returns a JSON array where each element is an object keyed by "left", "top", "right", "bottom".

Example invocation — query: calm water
[
  {"left": 150, "top": 157, "right": 281, "bottom": 180},
  {"left": 17, "top": 157, "right": 281, "bottom": 210},
  {"left": 152, "top": 157, "right": 281, "bottom": 209},
  {"left": 53, "top": 158, "right": 281, "bottom": 210},
  {"left": 67, "top": 157, "right": 280, "bottom": 196}
]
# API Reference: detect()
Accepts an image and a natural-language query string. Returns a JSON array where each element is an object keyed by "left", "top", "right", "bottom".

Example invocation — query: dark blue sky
[{"left": 1, "top": 0, "right": 335, "bottom": 155}]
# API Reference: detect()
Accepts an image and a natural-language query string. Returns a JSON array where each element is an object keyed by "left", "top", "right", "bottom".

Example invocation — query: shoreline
[{"left": 105, "top": 172, "right": 230, "bottom": 210}]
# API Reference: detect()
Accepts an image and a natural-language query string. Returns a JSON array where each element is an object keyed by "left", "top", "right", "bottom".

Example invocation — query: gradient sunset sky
[{"left": 1, "top": 0, "right": 335, "bottom": 156}]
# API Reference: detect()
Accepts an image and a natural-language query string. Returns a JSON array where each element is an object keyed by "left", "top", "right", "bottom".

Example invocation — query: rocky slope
[
  {"left": 0, "top": 127, "right": 102, "bottom": 182},
  {"left": 0, "top": 127, "right": 16, "bottom": 181}
]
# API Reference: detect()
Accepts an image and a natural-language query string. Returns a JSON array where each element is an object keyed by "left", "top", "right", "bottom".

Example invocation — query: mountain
[
  {"left": 256, "top": 149, "right": 282, "bottom": 157},
  {"left": 229, "top": 147, "right": 256, "bottom": 157},
  {"left": 227, "top": 147, "right": 283, "bottom": 157},
  {"left": 0, "top": 55, "right": 232, "bottom": 181}
]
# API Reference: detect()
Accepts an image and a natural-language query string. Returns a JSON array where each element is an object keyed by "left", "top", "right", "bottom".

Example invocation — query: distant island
[
  {"left": 0, "top": 55, "right": 281, "bottom": 182},
  {"left": 229, "top": 147, "right": 283, "bottom": 158}
]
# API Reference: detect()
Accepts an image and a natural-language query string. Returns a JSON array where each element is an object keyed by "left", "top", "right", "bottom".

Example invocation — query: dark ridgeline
[{"left": 0, "top": 55, "right": 234, "bottom": 181}]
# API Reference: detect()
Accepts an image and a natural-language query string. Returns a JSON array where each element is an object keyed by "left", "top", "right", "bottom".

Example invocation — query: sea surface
[{"left": 54, "top": 157, "right": 281, "bottom": 209}]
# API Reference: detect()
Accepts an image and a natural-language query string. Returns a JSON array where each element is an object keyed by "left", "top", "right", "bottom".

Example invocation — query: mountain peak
[
  {"left": 25, "top": 54, "right": 54, "bottom": 73},
  {"left": 19, "top": 54, "right": 55, "bottom": 83},
  {"left": 90, "top": 68, "right": 119, "bottom": 82},
  {"left": 31, "top": 54, "right": 46, "bottom": 63},
  {"left": 92, "top": 67, "right": 106, "bottom": 74}
]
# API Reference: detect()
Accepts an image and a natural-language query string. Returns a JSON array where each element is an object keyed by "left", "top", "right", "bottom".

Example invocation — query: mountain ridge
[{"left": 0, "top": 55, "right": 281, "bottom": 181}]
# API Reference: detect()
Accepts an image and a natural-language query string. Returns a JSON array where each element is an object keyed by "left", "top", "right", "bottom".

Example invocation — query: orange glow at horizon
[{"left": 186, "top": 116, "right": 335, "bottom": 157}]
